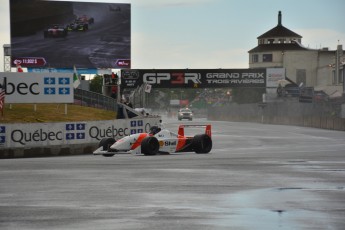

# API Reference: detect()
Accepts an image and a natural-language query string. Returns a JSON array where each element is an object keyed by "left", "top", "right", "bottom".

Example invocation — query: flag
[
  {"left": 16, "top": 64, "right": 23, "bottom": 72},
  {"left": 144, "top": 84, "right": 152, "bottom": 93},
  {"left": 0, "top": 78, "right": 5, "bottom": 116},
  {"left": 73, "top": 65, "right": 80, "bottom": 88}
]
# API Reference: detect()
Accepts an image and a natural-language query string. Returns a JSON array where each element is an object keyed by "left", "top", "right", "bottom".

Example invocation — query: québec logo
[
  {"left": 130, "top": 120, "right": 144, "bottom": 134},
  {"left": 44, "top": 77, "right": 71, "bottom": 95},
  {"left": 0, "top": 126, "right": 5, "bottom": 145},
  {"left": 65, "top": 123, "right": 86, "bottom": 140}
]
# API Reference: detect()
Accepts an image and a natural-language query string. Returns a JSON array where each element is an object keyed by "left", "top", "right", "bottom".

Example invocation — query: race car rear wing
[{"left": 178, "top": 124, "right": 211, "bottom": 138}]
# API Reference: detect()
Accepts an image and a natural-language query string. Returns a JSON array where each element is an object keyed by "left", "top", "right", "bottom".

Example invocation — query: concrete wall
[{"left": 208, "top": 102, "right": 345, "bottom": 131}]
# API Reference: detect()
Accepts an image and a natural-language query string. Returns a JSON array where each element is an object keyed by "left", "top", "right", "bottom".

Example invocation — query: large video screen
[{"left": 10, "top": 0, "right": 131, "bottom": 69}]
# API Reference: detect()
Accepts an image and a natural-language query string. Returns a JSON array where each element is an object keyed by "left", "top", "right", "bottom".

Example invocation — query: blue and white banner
[
  {"left": 0, "top": 72, "right": 73, "bottom": 103},
  {"left": 0, "top": 117, "right": 161, "bottom": 148},
  {"left": 27, "top": 68, "right": 99, "bottom": 75}
]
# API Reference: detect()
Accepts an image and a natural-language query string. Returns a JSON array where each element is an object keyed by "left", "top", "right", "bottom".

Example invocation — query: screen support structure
[{"left": 3, "top": 44, "right": 11, "bottom": 72}]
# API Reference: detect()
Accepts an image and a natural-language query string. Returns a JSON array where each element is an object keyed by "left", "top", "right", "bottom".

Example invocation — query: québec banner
[
  {"left": 0, "top": 117, "right": 161, "bottom": 148},
  {"left": 0, "top": 72, "right": 73, "bottom": 103}
]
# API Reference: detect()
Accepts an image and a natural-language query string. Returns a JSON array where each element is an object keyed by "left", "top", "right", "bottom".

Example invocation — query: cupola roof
[{"left": 257, "top": 11, "right": 302, "bottom": 39}]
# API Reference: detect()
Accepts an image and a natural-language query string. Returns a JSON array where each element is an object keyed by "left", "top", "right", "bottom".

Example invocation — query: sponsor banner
[
  {"left": 0, "top": 117, "right": 161, "bottom": 148},
  {"left": 266, "top": 68, "right": 285, "bottom": 88},
  {"left": 115, "top": 59, "right": 131, "bottom": 68},
  {"left": 12, "top": 57, "right": 47, "bottom": 67},
  {"left": 170, "top": 100, "right": 180, "bottom": 106},
  {"left": 0, "top": 72, "right": 73, "bottom": 103},
  {"left": 27, "top": 68, "right": 99, "bottom": 74},
  {"left": 121, "top": 69, "right": 266, "bottom": 89}
]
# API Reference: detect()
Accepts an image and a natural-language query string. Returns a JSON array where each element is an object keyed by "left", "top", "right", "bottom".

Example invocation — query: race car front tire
[
  {"left": 192, "top": 134, "right": 212, "bottom": 154},
  {"left": 99, "top": 137, "right": 116, "bottom": 157},
  {"left": 141, "top": 136, "right": 159, "bottom": 155}
]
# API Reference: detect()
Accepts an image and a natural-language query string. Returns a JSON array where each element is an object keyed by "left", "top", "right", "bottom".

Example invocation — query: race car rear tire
[
  {"left": 99, "top": 138, "right": 116, "bottom": 157},
  {"left": 192, "top": 134, "right": 212, "bottom": 154},
  {"left": 141, "top": 136, "right": 159, "bottom": 155}
]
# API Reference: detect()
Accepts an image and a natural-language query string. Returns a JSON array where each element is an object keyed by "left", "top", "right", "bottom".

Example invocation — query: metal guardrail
[{"left": 74, "top": 88, "right": 117, "bottom": 111}]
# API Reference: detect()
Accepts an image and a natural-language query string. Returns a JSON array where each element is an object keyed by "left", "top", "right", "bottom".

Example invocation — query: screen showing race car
[{"left": 9, "top": 0, "right": 131, "bottom": 69}]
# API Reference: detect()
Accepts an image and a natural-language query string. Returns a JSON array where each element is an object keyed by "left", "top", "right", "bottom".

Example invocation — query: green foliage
[
  {"left": 1, "top": 104, "right": 115, "bottom": 123},
  {"left": 90, "top": 75, "right": 103, "bottom": 94}
]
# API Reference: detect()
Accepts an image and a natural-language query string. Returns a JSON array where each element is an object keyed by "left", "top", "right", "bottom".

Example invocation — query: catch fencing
[
  {"left": 127, "top": 84, "right": 148, "bottom": 108},
  {"left": 74, "top": 88, "right": 117, "bottom": 111},
  {"left": 208, "top": 100, "right": 345, "bottom": 131}
]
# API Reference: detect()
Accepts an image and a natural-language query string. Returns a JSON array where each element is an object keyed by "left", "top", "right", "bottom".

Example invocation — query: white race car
[{"left": 93, "top": 124, "right": 212, "bottom": 156}]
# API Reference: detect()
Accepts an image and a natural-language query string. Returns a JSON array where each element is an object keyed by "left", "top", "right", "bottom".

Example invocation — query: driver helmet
[{"left": 149, "top": 126, "right": 161, "bottom": 135}]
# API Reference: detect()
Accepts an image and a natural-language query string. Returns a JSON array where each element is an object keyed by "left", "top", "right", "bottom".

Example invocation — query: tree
[{"left": 89, "top": 75, "right": 103, "bottom": 94}]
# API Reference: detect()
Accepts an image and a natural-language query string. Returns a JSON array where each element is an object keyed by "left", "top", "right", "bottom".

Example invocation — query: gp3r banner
[{"left": 121, "top": 69, "right": 266, "bottom": 89}]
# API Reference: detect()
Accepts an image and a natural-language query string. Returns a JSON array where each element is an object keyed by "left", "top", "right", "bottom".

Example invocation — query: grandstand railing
[{"left": 74, "top": 88, "right": 117, "bottom": 111}]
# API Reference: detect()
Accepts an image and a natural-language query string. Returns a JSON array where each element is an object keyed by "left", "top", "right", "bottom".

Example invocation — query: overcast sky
[{"left": 1, "top": 0, "right": 345, "bottom": 71}]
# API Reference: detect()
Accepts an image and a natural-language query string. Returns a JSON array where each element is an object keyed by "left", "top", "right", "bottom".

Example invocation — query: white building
[{"left": 248, "top": 11, "right": 344, "bottom": 97}]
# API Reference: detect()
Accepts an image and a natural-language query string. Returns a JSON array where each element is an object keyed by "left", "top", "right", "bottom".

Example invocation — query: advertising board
[
  {"left": 0, "top": 72, "right": 73, "bottom": 103},
  {"left": 0, "top": 117, "right": 161, "bottom": 149},
  {"left": 266, "top": 68, "right": 285, "bottom": 88},
  {"left": 121, "top": 69, "right": 267, "bottom": 89}
]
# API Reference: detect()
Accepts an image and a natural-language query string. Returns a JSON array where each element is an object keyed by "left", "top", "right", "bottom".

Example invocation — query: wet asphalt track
[{"left": 0, "top": 117, "right": 345, "bottom": 230}]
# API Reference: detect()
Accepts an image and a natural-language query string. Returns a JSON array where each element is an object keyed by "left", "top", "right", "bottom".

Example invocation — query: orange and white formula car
[{"left": 93, "top": 124, "right": 212, "bottom": 157}]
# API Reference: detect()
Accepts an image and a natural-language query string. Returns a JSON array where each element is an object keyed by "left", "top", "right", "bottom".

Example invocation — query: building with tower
[{"left": 248, "top": 11, "right": 344, "bottom": 98}]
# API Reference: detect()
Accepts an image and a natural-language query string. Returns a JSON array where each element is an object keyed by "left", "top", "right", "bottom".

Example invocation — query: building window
[
  {"left": 279, "top": 38, "right": 285, "bottom": 43},
  {"left": 262, "top": 54, "right": 272, "bottom": 62},
  {"left": 332, "top": 70, "right": 336, "bottom": 84},
  {"left": 252, "top": 54, "right": 258, "bottom": 63},
  {"left": 339, "top": 69, "right": 343, "bottom": 84},
  {"left": 296, "top": 69, "right": 306, "bottom": 86},
  {"left": 268, "top": 39, "right": 274, "bottom": 44}
]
